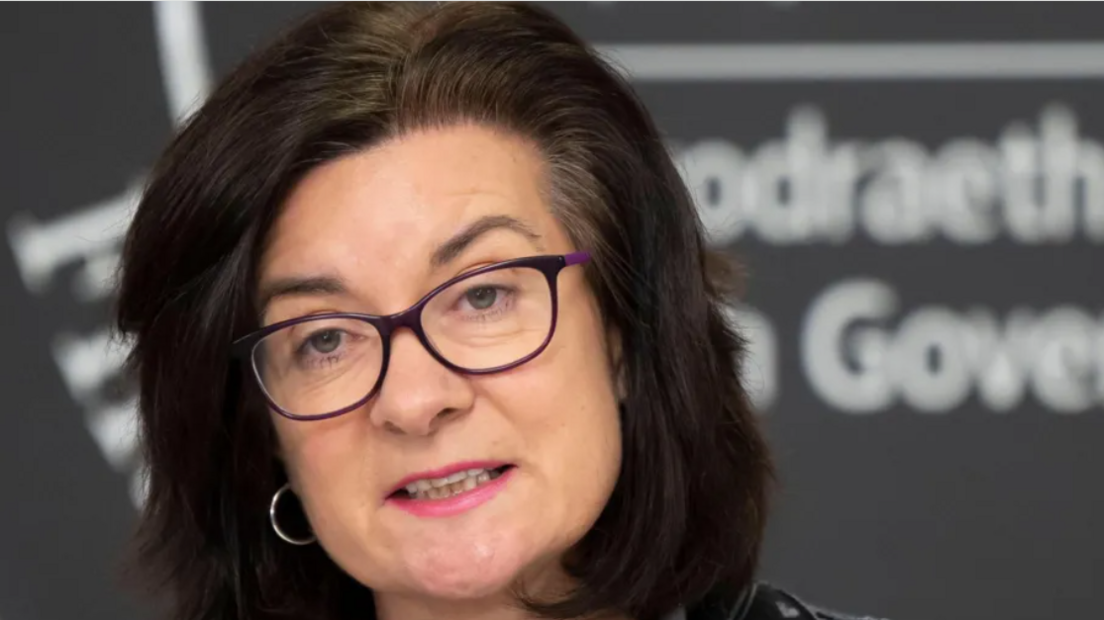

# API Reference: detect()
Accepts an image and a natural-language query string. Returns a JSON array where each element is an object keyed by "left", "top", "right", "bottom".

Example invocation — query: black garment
[{"left": 682, "top": 582, "right": 888, "bottom": 620}]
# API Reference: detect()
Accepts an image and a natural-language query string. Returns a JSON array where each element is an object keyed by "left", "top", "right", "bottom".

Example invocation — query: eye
[
  {"left": 463, "top": 286, "right": 499, "bottom": 310},
  {"left": 306, "top": 329, "right": 343, "bottom": 354}
]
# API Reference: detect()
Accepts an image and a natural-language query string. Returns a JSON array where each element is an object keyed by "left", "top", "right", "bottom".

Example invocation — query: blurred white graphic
[{"left": 4, "top": 1, "right": 212, "bottom": 506}]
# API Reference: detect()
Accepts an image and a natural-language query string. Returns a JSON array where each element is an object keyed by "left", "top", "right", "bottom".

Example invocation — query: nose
[{"left": 368, "top": 327, "right": 474, "bottom": 436}]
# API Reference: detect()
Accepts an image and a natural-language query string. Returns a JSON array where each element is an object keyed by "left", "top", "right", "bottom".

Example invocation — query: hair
[{"left": 115, "top": 3, "right": 773, "bottom": 620}]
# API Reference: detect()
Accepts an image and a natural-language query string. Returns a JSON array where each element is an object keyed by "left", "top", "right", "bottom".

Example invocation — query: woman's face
[{"left": 259, "top": 124, "right": 623, "bottom": 605}]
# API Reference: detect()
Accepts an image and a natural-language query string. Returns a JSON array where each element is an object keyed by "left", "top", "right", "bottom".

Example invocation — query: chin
[
  {"left": 414, "top": 573, "right": 513, "bottom": 600},
  {"left": 399, "top": 533, "right": 532, "bottom": 601},
  {"left": 407, "top": 552, "right": 523, "bottom": 600}
]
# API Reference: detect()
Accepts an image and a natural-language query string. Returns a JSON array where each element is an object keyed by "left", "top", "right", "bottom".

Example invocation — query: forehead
[{"left": 260, "top": 124, "right": 561, "bottom": 302}]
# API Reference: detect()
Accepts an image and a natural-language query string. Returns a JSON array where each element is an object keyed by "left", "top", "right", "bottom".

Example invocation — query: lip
[
  {"left": 386, "top": 460, "right": 512, "bottom": 497},
  {"left": 386, "top": 465, "right": 516, "bottom": 518}
]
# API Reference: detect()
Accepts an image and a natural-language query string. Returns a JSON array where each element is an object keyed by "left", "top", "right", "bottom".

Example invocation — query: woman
[{"left": 116, "top": 3, "right": 877, "bottom": 620}]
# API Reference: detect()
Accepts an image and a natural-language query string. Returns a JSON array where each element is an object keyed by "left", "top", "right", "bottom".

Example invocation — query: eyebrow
[
  {"left": 430, "top": 214, "right": 542, "bottom": 268},
  {"left": 258, "top": 214, "right": 543, "bottom": 316}
]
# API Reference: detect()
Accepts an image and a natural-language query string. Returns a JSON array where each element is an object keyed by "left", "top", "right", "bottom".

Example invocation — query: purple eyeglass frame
[{"left": 231, "top": 251, "right": 591, "bottom": 421}]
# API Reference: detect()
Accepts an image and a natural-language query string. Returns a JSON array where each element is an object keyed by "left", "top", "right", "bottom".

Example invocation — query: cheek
[
  {"left": 271, "top": 413, "right": 371, "bottom": 527},
  {"left": 485, "top": 308, "right": 624, "bottom": 516},
  {"left": 541, "top": 392, "right": 621, "bottom": 542}
]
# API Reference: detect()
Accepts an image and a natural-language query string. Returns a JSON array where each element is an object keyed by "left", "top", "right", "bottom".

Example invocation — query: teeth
[{"left": 401, "top": 467, "right": 504, "bottom": 500}]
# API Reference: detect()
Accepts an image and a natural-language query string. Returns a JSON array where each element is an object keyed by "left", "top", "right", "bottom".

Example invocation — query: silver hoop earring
[{"left": 269, "top": 483, "right": 317, "bottom": 545}]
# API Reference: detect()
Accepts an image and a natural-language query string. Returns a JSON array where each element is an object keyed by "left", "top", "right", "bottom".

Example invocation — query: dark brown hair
[{"left": 115, "top": 3, "right": 772, "bottom": 620}]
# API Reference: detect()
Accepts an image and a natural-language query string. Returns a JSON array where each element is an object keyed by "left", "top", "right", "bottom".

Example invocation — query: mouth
[{"left": 388, "top": 464, "right": 515, "bottom": 502}]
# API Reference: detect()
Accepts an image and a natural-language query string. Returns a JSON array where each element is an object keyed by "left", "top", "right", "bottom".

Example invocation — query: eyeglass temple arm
[{"left": 564, "top": 251, "right": 591, "bottom": 266}]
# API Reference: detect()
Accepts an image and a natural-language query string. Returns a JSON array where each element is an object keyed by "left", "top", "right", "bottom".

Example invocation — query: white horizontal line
[{"left": 596, "top": 42, "right": 1104, "bottom": 81}]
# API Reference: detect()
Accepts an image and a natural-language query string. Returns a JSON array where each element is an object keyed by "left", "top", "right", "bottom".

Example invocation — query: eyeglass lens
[{"left": 252, "top": 265, "right": 554, "bottom": 417}]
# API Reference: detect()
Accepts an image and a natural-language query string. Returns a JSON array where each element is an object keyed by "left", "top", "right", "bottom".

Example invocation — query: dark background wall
[{"left": 2, "top": 3, "right": 1101, "bottom": 620}]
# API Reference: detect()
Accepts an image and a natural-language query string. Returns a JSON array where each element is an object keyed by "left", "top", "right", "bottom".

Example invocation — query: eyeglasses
[{"left": 232, "top": 252, "right": 591, "bottom": 421}]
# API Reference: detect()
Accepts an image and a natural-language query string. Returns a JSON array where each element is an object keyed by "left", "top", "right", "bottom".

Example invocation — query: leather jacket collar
[{"left": 675, "top": 582, "right": 888, "bottom": 620}]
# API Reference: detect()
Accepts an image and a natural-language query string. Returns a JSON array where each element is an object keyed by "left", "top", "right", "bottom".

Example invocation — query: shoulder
[{"left": 682, "top": 581, "right": 891, "bottom": 620}]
